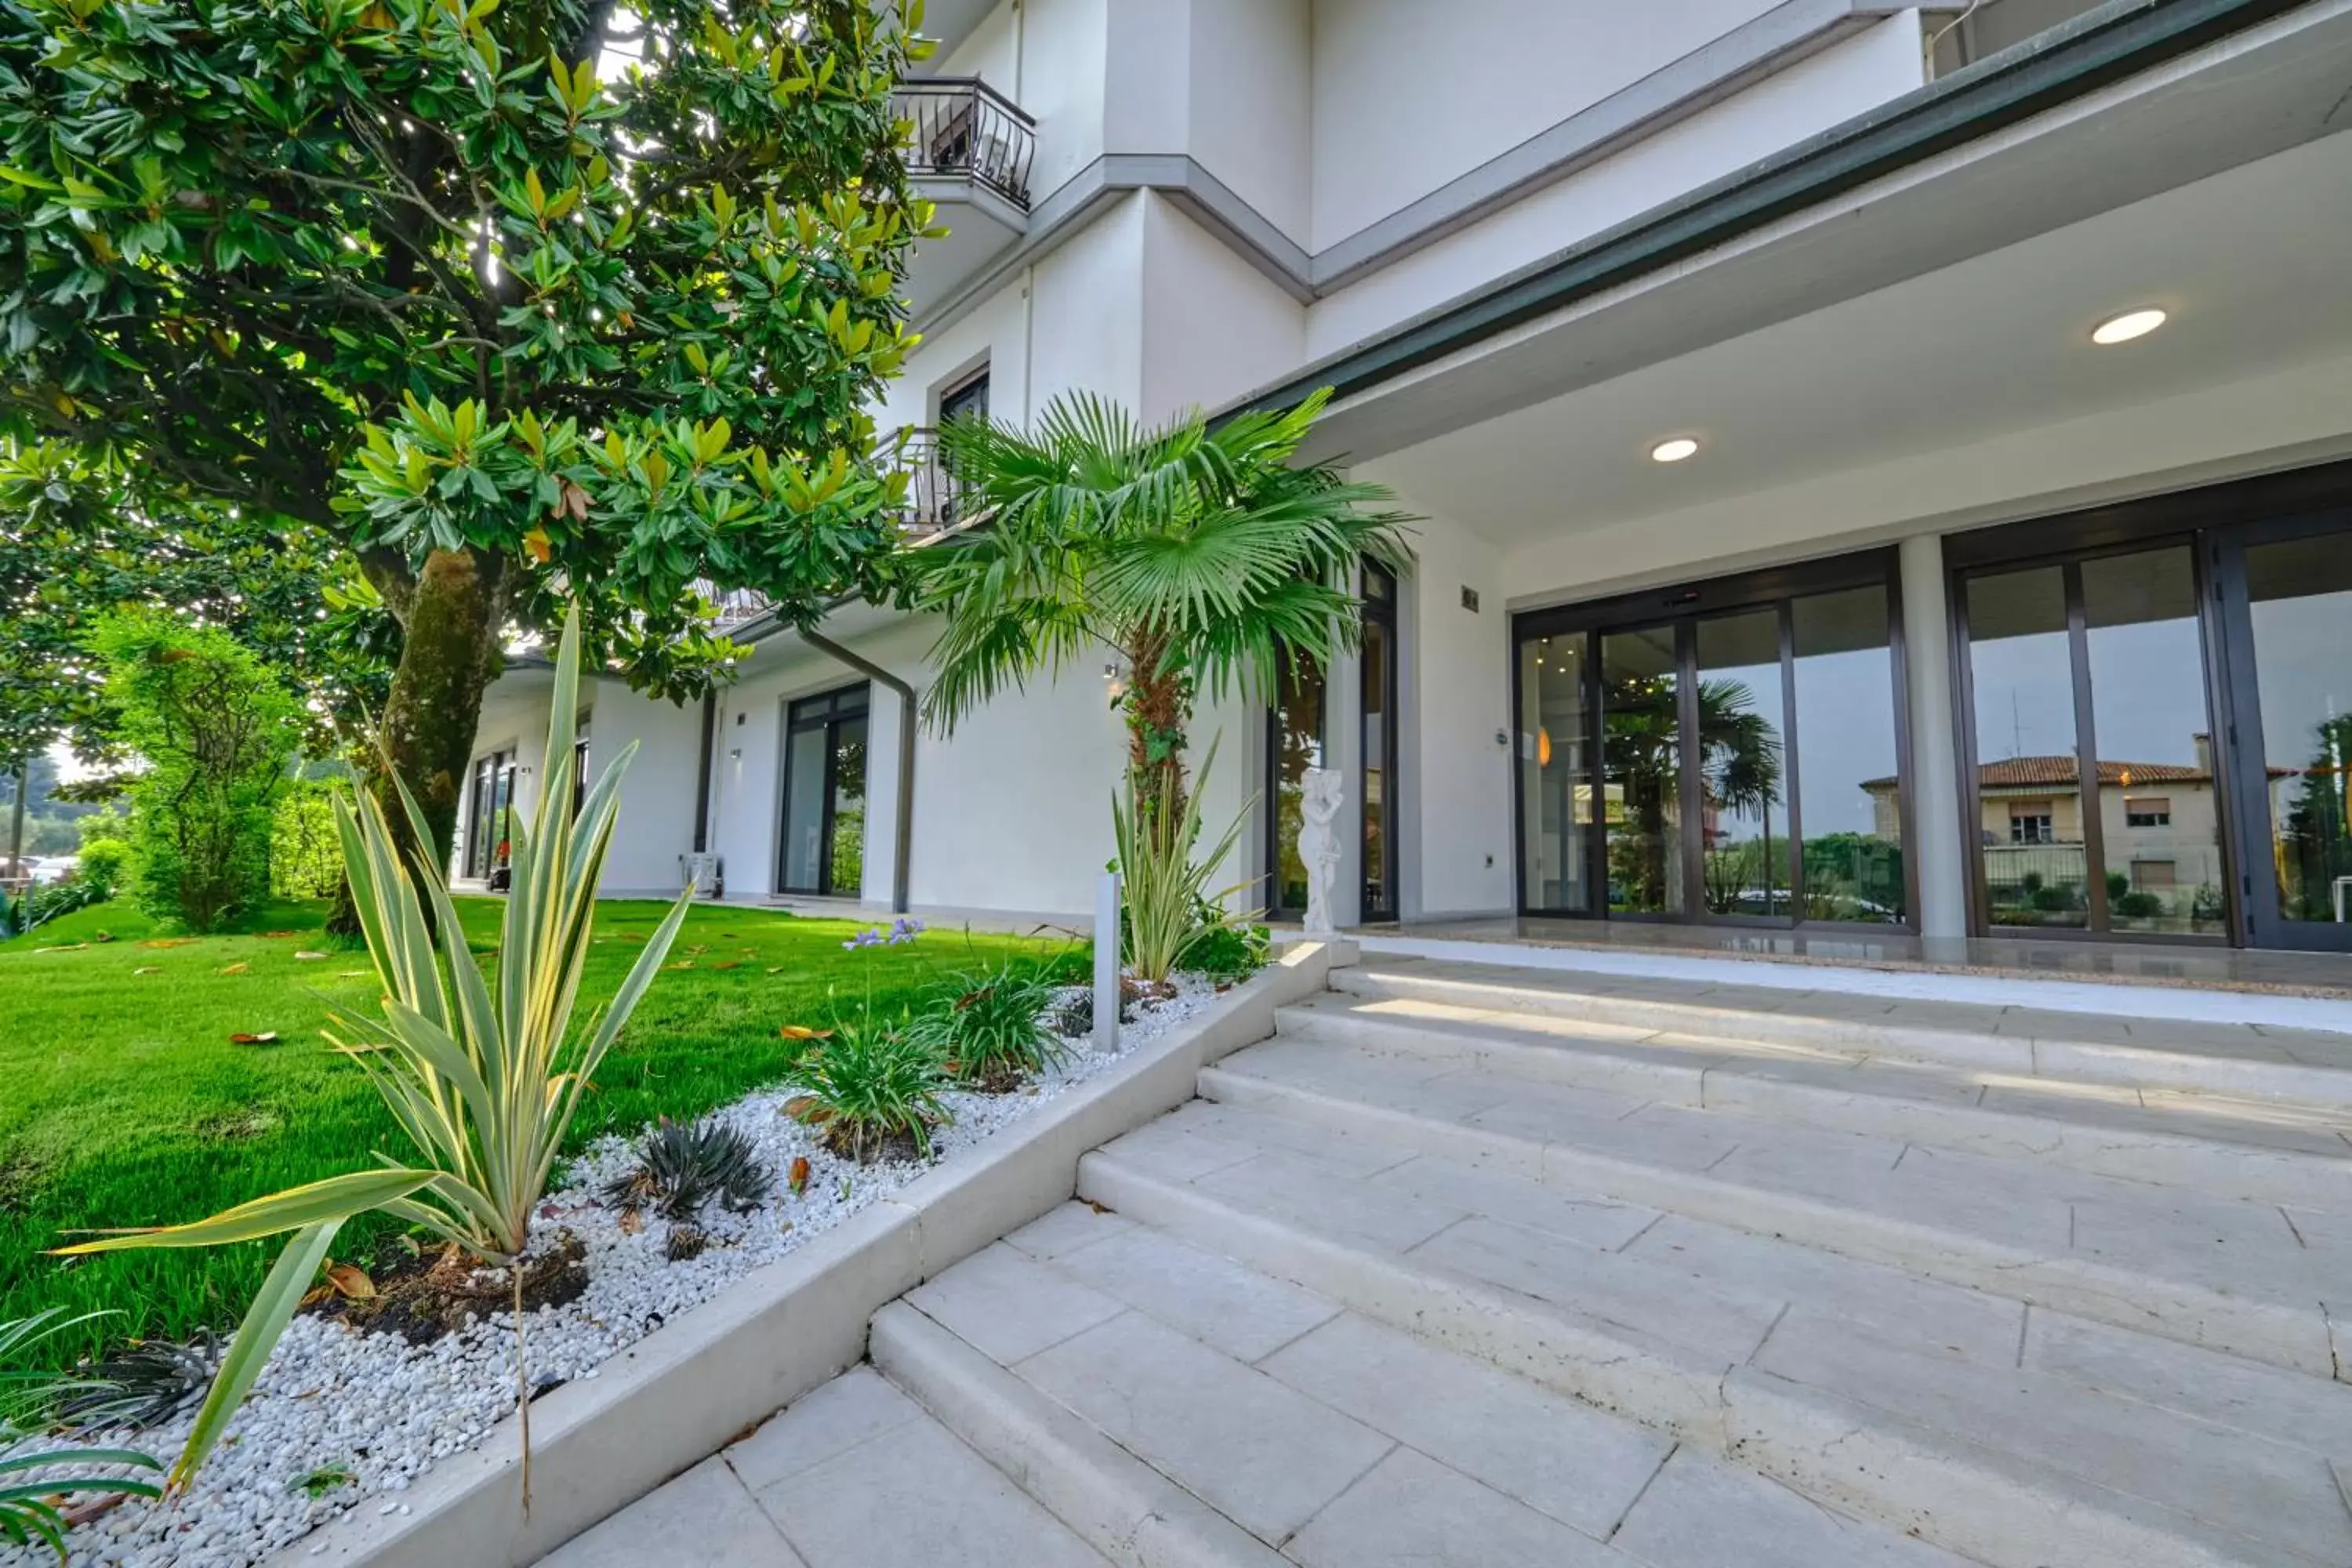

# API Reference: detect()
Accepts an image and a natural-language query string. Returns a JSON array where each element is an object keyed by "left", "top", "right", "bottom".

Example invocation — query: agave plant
[
  {"left": 1113, "top": 736, "right": 1257, "bottom": 984},
  {"left": 0, "top": 1311, "right": 162, "bottom": 1561},
  {"left": 603, "top": 1118, "right": 771, "bottom": 1222},
  {"left": 55, "top": 607, "right": 693, "bottom": 1500}
]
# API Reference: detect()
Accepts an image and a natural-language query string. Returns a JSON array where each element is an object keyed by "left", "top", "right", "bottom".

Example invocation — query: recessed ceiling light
[
  {"left": 1650, "top": 437, "right": 1700, "bottom": 464},
  {"left": 2091, "top": 308, "right": 2168, "bottom": 346}
]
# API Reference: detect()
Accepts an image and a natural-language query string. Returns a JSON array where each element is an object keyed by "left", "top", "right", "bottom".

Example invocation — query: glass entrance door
[
  {"left": 1513, "top": 559, "right": 1907, "bottom": 928},
  {"left": 777, "top": 684, "right": 869, "bottom": 897},
  {"left": 2221, "top": 522, "right": 2352, "bottom": 949}
]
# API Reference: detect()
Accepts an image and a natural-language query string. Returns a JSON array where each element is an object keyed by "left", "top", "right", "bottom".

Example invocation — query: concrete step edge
[
  {"left": 869, "top": 1300, "right": 1287, "bottom": 1568},
  {"left": 1076, "top": 1148, "right": 2281, "bottom": 1568},
  {"left": 1196, "top": 1062, "right": 2337, "bottom": 1379},
  {"left": 1271, "top": 1006, "right": 2352, "bottom": 1211},
  {"left": 1332, "top": 968, "right": 2352, "bottom": 1106}
]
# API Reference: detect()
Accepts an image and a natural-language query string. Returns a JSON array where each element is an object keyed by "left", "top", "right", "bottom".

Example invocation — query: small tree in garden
[
  {"left": 58, "top": 608, "right": 691, "bottom": 1502},
  {"left": 916, "top": 390, "right": 1413, "bottom": 833},
  {"left": 89, "top": 612, "right": 302, "bottom": 931},
  {"left": 269, "top": 779, "right": 347, "bottom": 901}
]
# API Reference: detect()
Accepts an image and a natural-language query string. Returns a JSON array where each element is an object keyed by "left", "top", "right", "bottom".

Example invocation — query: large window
[
  {"left": 2242, "top": 535, "right": 2352, "bottom": 929},
  {"left": 1515, "top": 556, "right": 1907, "bottom": 927},
  {"left": 1360, "top": 563, "right": 1399, "bottom": 921},
  {"left": 1958, "top": 545, "right": 2226, "bottom": 938}
]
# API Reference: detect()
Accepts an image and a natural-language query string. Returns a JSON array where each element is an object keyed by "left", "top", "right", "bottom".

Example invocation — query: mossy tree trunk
[
  {"left": 1121, "top": 623, "right": 1189, "bottom": 833},
  {"left": 375, "top": 548, "right": 510, "bottom": 873}
]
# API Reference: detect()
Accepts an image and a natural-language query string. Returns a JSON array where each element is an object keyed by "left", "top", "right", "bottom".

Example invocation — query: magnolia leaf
[{"left": 323, "top": 1261, "right": 376, "bottom": 1301}]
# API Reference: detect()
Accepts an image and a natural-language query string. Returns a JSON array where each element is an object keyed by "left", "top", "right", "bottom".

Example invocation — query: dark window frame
[{"left": 775, "top": 681, "right": 872, "bottom": 898}]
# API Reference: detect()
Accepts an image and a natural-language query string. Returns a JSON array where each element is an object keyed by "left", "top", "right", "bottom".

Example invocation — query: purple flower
[
  {"left": 843, "top": 927, "right": 884, "bottom": 950},
  {"left": 886, "top": 916, "right": 925, "bottom": 946}
]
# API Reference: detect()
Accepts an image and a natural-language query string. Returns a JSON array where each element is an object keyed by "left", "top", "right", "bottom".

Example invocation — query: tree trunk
[
  {"left": 376, "top": 548, "right": 507, "bottom": 880},
  {"left": 1121, "top": 626, "right": 1189, "bottom": 833},
  {"left": 5, "top": 760, "right": 24, "bottom": 880}
]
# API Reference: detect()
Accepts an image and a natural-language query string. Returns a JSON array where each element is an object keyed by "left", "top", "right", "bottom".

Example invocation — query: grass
[{"left": 0, "top": 895, "right": 1058, "bottom": 1363}]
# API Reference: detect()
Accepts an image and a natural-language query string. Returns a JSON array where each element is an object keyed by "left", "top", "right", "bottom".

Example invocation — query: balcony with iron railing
[
  {"left": 893, "top": 77, "right": 1036, "bottom": 208},
  {"left": 891, "top": 77, "right": 1036, "bottom": 314}
]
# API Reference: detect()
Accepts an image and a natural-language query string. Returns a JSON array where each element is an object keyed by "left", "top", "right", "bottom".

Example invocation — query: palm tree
[{"left": 916, "top": 388, "right": 1412, "bottom": 829}]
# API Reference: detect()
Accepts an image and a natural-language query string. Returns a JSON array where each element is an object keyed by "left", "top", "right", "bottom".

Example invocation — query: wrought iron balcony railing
[{"left": 892, "top": 77, "right": 1036, "bottom": 209}]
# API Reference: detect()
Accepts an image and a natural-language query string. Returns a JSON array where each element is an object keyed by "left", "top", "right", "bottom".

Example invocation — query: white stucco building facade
[{"left": 459, "top": 0, "right": 2352, "bottom": 957}]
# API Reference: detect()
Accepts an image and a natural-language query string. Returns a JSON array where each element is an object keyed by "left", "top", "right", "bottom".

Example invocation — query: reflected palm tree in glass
[{"left": 1605, "top": 672, "right": 1781, "bottom": 914}]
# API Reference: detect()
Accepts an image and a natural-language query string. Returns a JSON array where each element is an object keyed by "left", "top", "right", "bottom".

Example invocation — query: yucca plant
[
  {"left": 1114, "top": 737, "right": 1257, "bottom": 985},
  {"left": 902, "top": 959, "right": 1067, "bottom": 1091},
  {"left": 786, "top": 1018, "right": 953, "bottom": 1163},
  {"left": 55, "top": 607, "right": 693, "bottom": 1501},
  {"left": 0, "top": 1311, "right": 162, "bottom": 1561}
]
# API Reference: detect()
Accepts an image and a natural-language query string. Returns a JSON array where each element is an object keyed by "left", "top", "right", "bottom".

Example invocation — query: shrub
[
  {"left": 786, "top": 1017, "right": 953, "bottom": 1163},
  {"left": 89, "top": 612, "right": 300, "bottom": 932},
  {"left": 904, "top": 960, "right": 1067, "bottom": 1091},
  {"left": 2112, "top": 890, "right": 2166, "bottom": 920},
  {"left": 1183, "top": 919, "right": 1269, "bottom": 984},
  {"left": 269, "top": 782, "right": 345, "bottom": 902},
  {"left": 1112, "top": 737, "right": 1256, "bottom": 984},
  {"left": 73, "top": 838, "right": 129, "bottom": 898},
  {"left": 602, "top": 1119, "right": 771, "bottom": 1221}
]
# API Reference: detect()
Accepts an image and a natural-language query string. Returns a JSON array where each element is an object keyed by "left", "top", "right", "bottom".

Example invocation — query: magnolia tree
[{"left": 0, "top": 0, "right": 935, "bottom": 867}]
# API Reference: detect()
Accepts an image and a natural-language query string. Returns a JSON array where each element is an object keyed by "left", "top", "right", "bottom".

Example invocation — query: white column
[{"left": 1899, "top": 532, "right": 1970, "bottom": 943}]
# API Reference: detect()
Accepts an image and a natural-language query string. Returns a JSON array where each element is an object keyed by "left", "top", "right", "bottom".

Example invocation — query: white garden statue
[{"left": 1298, "top": 765, "right": 1344, "bottom": 937}]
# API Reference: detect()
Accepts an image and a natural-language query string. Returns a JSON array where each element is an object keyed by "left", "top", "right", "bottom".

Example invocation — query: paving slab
[
  {"left": 537, "top": 1457, "right": 804, "bottom": 1568},
  {"left": 1015, "top": 1309, "right": 1396, "bottom": 1544},
  {"left": 1284, "top": 1446, "right": 1629, "bottom": 1567},
  {"left": 902, "top": 1241, "right": 1126, "bottom": 1365},
  {"left": 1041, "top": 1218, "right": 1340, "bottom": 1362},
  {"left": 1610, "top": 1448, "right": 1976, "bottom": 1568}
]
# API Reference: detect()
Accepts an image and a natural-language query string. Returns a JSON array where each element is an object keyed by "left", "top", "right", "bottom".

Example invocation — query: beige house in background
[{"left": 1866, "top": 750, "right": 2224, "bottom": 908}]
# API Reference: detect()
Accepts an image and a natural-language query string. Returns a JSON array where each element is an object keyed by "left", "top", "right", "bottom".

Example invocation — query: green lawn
[{"left": 0, "top": 895, "right": 1058, "bottom": 1360}]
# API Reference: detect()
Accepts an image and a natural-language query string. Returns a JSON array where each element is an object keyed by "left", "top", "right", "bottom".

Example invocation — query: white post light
[{"left": 1093, "top": 869, "right": 1121, "bottom": 1054}]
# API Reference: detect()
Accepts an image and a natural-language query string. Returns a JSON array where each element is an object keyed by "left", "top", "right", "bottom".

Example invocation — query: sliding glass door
[
  {"left": 777, "top": 684, "right": 869, "bottom": 897},
  {"left": 1514, "top": 557, "right": 1910, "bottom": 928}
]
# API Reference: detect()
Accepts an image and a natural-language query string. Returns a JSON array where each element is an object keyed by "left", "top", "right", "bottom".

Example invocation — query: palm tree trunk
[{"left": 1122, "top": 626, "right": 1189, "bottom": 831}]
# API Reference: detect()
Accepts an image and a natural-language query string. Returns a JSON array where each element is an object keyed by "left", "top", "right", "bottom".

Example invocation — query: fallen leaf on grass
[
  {"left": 712, "top": 960, "right": 742, "bottom": 971},
  {"left": 132, "top": 966, "right": 160, "bottom": 975},
  {"left": 90, "top": 931, "right": 115, "bottom": 944},
  {"left": 293, "top": 951, "right": 328, "bottom": 960},
  {"left": 779, "top": 1025, "right": 830, "bottom": 1041},
  {"left": 140, "top": 938, "right": 194, "bottom": 949},
  {"left": 323, "top": 1262, "right": 376, "bottom": 1301},
  {"left": 32, "top": 943, "right": 88, "bottom": 953},
  {"left": 219, "top": 961, "right": 249, "bottom": 975},
  {"left": 260, "top": 930, "right": 301, "bottom": 938},
  {"left": 339, "top": 970, "right": 370, "bottom": 978},
  {"left": 663, "top": 960, "right": 695, "bottom": 971},
  {"left": 765, "top": 966, "right": 785, "bottom": 974},
  {"left": 228, "top": 1031, "right": 281, "bottom": 1045}
]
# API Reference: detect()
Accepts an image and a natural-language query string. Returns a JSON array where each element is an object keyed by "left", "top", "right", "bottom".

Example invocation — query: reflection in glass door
[
  {"left": 2241, "top": 534, "right": 2352, "bottom": 938},
  {"left": 1960, "top": 546, "right": 2228, "bottom": 938},
  {"left": 1602, "top": 626, "right": 1684, "bottom": 915},
  {"left": 1514, "top": 563, "right": 1909, "bottom": 928},
  {"left": 778, "top": 684, "right": 869, "bottom": 896},
  {"left": 1518, "top": 634, "right": 1592, "bottom": 912},
  {"left": 1265, "top": 648, "right": 1326, "bottom": 917},
  {"left": 1693, "top": 611, "right": 1789, "bottom": 917}
]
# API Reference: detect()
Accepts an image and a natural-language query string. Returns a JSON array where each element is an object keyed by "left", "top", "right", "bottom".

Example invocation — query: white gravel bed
[{"left": 4, "top": 975, "right": 1222, "bottom": 1568}]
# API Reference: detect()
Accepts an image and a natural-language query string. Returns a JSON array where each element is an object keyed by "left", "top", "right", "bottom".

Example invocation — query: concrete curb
[
  {"left": 870, "top": 1301, "right": 1287, "bottom": 1568},
  {"left": 268, "top": 940, "right": 1337, "bottom": 1568}
]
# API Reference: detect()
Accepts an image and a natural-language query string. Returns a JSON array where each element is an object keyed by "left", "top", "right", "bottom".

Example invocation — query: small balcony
[
  {"left": 891, "top": 77, "right": 1036, "bottom": 315},
  {"left": 890, "top": 426, "right": 969, "bottom": 541}
]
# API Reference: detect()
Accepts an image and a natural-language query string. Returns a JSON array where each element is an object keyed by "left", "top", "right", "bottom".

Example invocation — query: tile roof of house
[{"left": 1860, "top": 757, "right": 2210, "bottom": 792}]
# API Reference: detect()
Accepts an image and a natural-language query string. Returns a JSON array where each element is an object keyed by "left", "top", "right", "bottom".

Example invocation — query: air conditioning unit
[{"left": 680, "top": 852, "right": 724, "bottom": 900}]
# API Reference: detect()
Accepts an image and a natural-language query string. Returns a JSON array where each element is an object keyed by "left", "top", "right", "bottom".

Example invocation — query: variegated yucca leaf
[{"left": 51, "top": 606, "right": 694, "bottom": 1495}]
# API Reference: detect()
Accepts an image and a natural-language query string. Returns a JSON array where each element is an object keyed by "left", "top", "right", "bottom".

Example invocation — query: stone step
[
  {"left": 1277, "top": 991, "right": 2352, "bottom": 1210},
  {"left": 1201, "top": 1036, "right": 2352, "bottom": 1376},
  {"left": 887, "top": 1201, "right": 1978, "bottom": 1568},
  {"left": 1335, "top": 957, "right": 2352, "bottom": 1106},
  {"left": 536, "top": 1363, "right": 1115, "bottom": 1568},
  {"left": 1076, "top": 1105, "right": 2352, "bottom": 1568}
]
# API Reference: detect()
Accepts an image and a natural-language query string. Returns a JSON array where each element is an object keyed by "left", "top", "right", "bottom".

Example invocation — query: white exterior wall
[
  {"left": 584, "top": 682, "right": 703, "bottom": 898},
  {"left": 1305, "top": 17, "right": 1926, "bottom": 358},
  {"left": 452, "top": 680, "right": 551, "bottom": 880},
  {"left": 1306, "top": 0, "right": 1790, "bottom": 248},
  {"left": 1139, "top": 194, "right": 1307, "bottom": 422},
  {"left": 1396, "top": 510, "right": 1514, "bottom": 920},
  {"left": 1187, "top": 0, "right": 1312, "bottom": 245}
]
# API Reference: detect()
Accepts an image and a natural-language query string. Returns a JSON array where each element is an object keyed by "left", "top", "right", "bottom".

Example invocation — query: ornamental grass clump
[
  {"left": 54, "top": 608, "right": 692, "bottom": 1502},
  {"left": 786, "top": 1015, "right": 953, "bottom": 1165},
  {"left": 903, "top": 957, "right": 1066, "bottom": 1091},
  {"left": 1113, "top": 737, "right": 1256, "bottom": 985},
  {"left": 0, "top": 1310, "right": 162, "bottom": 1560}
]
